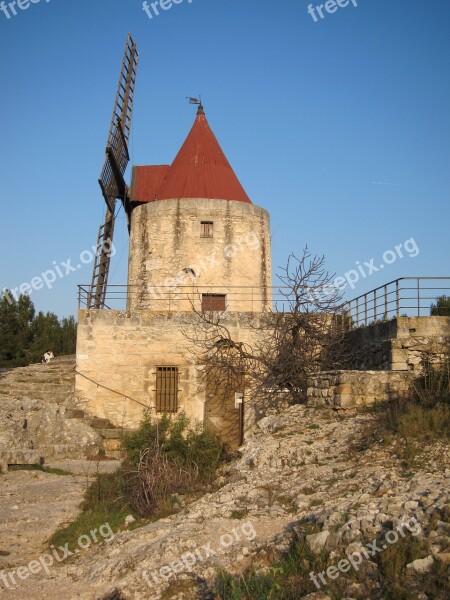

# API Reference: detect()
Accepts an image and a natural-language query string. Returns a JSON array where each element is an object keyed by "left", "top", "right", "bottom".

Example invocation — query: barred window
[
  {"left": 202, "top": 293, "right": 226, "bottom": 312},
  {"left": 200, "top": 221, "right": 214, "bottom": 238},
  {"left": 156, "top": 367, "right": 179, "bottom": 413}
]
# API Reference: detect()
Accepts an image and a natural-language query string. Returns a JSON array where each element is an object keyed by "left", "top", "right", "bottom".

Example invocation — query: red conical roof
[{"left": 156, "top": 106, "right": 252, "bottom": 203}]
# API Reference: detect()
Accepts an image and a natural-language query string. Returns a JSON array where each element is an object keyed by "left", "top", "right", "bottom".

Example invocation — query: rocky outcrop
[
  {"left": 0, "top": 357, "right": 126, "bottom": 466},
  {"left": 0, "top": 397, "right": 102, "bottom": 462},
  {"left": 0, "top": 468, "right": 86, "bottom": 569},
  {"left": 1, "top": 404, "right": 448, "bottom": 600}
]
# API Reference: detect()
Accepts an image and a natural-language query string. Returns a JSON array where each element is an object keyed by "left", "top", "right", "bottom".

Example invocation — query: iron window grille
[{"left": 156, "top": 366, "right": 179, "bottom": 413}]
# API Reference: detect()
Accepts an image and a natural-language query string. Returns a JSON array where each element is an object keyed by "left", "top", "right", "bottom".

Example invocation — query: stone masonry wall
[
  {"left": 75, "top": 309, "right": 271, "bottom": 446},
  {"left": 127, "top": 198, "right": 272, "bottom": 312},
  {"left": 307, "top": 370, "right": 415, "bottom": 409},
  {"left": 344, "top": 316, "right": 450, "bottom": 372}
]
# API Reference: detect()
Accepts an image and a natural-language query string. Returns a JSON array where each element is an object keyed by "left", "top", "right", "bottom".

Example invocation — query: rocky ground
[{"left": 0, "top": 404, "right": 448, "bottom": 600}]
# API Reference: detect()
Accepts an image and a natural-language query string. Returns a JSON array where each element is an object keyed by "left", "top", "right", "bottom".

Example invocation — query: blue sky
[{"left": 0, "top": 0, "right": 449, "bottom": 317}]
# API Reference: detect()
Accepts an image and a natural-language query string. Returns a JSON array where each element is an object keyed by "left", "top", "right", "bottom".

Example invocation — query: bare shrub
[
  {"left": 125, "top": 442, "right": 192, "bottom": 516},
  {"left": 122, "top": 412, "right": 223, "bottom": 517}
]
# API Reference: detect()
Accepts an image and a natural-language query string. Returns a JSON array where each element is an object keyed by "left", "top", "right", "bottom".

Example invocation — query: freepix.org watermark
[
  {"left": 309, "top": 516, "right": 421, "bottom": 590},
  {"left": 2, "top": 239, "right": 116, "bottom": 304},
  {"left": 142, "top": 0, "right": 192, "bottom": 20},
  {"left": 142, "top": 521, "right": 257, "bottom": 589},
  {"left": 307, "top": 0, "right": 359, "bottom": 23},
  {"left": 0, "top": 522, "right": 114, "bottom": 590},
  {"left": 0, "top": 0, "right": 51, "bottom": 20},
  {"left": 308, "top": 237, "right": 419, "bottom": 302}
]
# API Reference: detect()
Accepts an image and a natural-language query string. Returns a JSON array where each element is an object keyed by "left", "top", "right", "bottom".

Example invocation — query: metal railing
[
  {"left": 78, "top": 285, "right": 284, "bottom": 312},
  {"left": 342, "top": 277, "right": 450, "bottom": 328},
  {"left": 77, "top": 278, "right": 450, "bottom": 325}
]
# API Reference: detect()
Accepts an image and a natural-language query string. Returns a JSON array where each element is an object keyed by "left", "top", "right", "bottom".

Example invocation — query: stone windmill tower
[
  {"left": 76, "top": 46, "right": 272, "bottom": 449},
  {"left": 126, "top": 102, "right": 272, "bottom": 313}
]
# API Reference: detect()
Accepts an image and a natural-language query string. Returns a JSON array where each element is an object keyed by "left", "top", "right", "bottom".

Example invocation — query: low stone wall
[
  {"left": 307, "top": 370, "right": 415, "bottom": 409},
  {"left": 343, "top": 316, "right": 450, "bottom": 372},
  {"left": 0, "top": 449, "right": 42, "bottom": 472}
]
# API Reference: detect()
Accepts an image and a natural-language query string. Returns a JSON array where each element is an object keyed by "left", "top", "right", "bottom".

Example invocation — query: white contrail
[
  {"left": 371, "top": 181, "right": 448, "bottom": 190},
  {"left": 371, "top": 181, "right": 410, "bottom": 187}
]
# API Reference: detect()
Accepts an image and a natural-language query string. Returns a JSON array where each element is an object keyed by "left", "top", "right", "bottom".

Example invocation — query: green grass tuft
[
  {"left": 215, "top": 529, "right": 449, "bottom": 600},
  {"left": 10, "top": 464, "right": 72, "bottom": 476}
]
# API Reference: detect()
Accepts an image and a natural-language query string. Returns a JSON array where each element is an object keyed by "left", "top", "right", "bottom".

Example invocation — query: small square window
[
  {"left": 200, "top": 221, "right": 214, "bottom": 238},
  {"left": 202, "top": 293, "right": 226, "bottom": 312}
]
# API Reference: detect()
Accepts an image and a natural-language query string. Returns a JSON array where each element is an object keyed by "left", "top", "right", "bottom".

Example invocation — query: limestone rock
[
  {"left": 306, "top": 530, "right": 330, "bottom": 554},
  {"left": 406, "top": 555, "right": 434, "bottom": 573},
  {"left": 0, "top": 357, "right": 106, "bottom": 461},
  {"left": 0, "top": 397, "right": 101, "bottom": 460}
]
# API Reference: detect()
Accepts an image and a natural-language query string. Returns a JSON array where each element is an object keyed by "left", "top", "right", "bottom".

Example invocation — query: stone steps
[
  {"left": 64, "top": 409, "right": 129, "bottom": 459},
  {"left": 0, "top": 356, "right": 77, "bottom": 409},
  {"left": 0, "top": 356, "right": 131, "bottom": 464}
]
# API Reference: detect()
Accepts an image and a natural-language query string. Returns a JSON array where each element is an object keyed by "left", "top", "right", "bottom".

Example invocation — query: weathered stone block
[
  {"left": 343, "top": 317, "right": 449, "bottom": 372},
  {"left": 307, "top": 370, "right": 415, "bottom": 409},
  {"left": 336, "top": 394, "right": 355, "bottom": 408},
  {"left": 391, "top": 362, "right": 409, "bottom": 371},
  {"left": 390, "top": 348, "right": 409, "bottom": 363},
  {"left": 335, "top": 384, "right": 352, "bottom": 395},
  {"left": 408, "top": 355, "right": 422, "bottom": 365},
  {"left": 0, "top": 449, "right": 42, "bottom": 466}
]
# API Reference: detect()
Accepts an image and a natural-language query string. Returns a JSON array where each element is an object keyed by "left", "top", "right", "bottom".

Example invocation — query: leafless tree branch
[{"left": 183, "top": 247, "right": 350, "bottom": 408}]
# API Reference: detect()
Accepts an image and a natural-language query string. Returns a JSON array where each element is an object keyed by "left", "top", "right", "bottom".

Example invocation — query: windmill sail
[
  {"left": 88, "top": 33, "right": 139, "bottom": 309},
  {"left": 99, "top": 33, "right": 139, "bottom": 212}
]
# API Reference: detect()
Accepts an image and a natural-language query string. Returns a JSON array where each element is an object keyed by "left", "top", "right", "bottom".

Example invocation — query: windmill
[{"left": 87, "top": 33, "right": 139, "bottom": 309}]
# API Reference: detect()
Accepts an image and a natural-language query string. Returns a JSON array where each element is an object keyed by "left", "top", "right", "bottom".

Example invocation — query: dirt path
[
  {"left": 0, "top": 469, "right": 85, "bottom": 578},
  {"left": 0, "top": 460, "right": 121, "bottom": 600}
]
